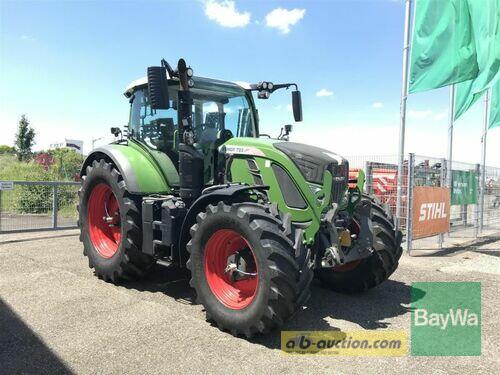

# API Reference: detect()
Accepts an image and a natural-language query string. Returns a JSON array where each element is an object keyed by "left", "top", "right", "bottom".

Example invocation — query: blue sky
[{"left": 1, "top": 0, "right": 498, "bottom": 165}]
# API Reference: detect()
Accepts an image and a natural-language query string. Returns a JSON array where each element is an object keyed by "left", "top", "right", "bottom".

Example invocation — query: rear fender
[{"left": 80, "top": 144, "right": 172, "bottom": 194}]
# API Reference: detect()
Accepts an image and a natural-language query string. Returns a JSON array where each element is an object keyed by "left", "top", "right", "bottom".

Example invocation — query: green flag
[
  {"left": 454, "top": 80, "right": 484, "bottom": 120},
  {"left": 490, "top": 81, "right": 500, "bottom": 129},
  {"left": 409, "top": 0, "right": 478, "bottom": 93},
  {"left": 454, "top": 0, "right": 500, "bottom": 120}
]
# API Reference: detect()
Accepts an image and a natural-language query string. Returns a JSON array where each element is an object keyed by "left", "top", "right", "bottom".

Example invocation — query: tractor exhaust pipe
[{"left": 177, "top": 58, "right": 205, "bottom": 202}]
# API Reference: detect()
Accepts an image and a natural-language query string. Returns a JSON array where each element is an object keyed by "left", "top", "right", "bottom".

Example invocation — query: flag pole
[
  {"left": 439, "top": 84, "right": 455, "bottom": 248},
  {"left": 446, "top": 84, "right": 455, "bottom": 187},
  {"left": 479, "top": 89, "right": 490, "bottom": 232},
  {"left": 396, "top": 0, "right": 412, "bottom": 230}
]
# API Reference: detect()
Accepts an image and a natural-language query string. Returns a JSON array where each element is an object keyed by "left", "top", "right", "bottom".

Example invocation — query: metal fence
[
  {"left": 483, "top": 164, "right": 500, "bottom": 229},
  {"left": 347, "top": 155, "right": 408, "bottom": 229},
  {"left": 346, "top": 154, "right": 500, "bottom": 252},
  {"left": 1, "top": 157, "right": 499, "bottom": 248},
  {"left": 0, "top": 181, "right": 80, "bottom": 234}
]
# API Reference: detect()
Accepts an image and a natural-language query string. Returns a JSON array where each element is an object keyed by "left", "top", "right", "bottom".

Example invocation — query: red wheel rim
[
  {"left": 204, "top": 229, "right": 258, "bottom": 310},
  {"left": 87, "top": 183, "right": 121, "bottom": 259},
  {"left": 334, "top": 219, "right": 362, "bottom": 272}
]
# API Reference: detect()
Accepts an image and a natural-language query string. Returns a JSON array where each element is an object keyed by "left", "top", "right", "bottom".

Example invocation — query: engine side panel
[{"left": 222, "top": 137, "right": 327, "bottom": 243}]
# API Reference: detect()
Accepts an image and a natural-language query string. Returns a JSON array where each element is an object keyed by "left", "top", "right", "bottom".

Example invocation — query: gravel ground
[{"left": 0, "top": 229, "right": 499, "bottom": 374}]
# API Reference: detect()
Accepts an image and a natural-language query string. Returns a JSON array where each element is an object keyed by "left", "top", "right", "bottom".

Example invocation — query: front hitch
[{"left": 319, "top": 199, "right": 374, "bottom": 268}]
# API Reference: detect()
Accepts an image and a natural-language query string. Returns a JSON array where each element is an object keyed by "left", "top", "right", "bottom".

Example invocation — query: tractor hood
[
  {"left": 273, "top": 142, "right": 348, "bottom": 185},
  {"left": 221, "top": 138, "right": 348, "bottom": 185},
  {"left": 220, "top": 138, "right": 349, "bottom": 203}
]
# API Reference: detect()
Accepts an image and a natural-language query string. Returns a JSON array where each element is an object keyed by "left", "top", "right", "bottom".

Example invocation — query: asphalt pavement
[{"left": 0, "top": 229, "right": 499, "bottom": 374}]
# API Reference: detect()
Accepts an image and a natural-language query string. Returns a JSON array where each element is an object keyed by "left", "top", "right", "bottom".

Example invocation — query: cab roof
[{"left": 124, "top": 75, "right": 251, "bottom": 97}]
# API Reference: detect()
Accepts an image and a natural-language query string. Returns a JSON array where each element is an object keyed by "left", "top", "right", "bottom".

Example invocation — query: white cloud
[
  {"left": 290, "top": 121, "right": 500, "bottom": 166},
  {"left": 433, "top": 110, "right": 448, "bottom": 121},
  {"left": 408, "top": 109, "right": 449, "bottom": 121},
  {"left": 372, "top": 101, "right": 383, "bottom": 109},
  {"left": 20, "top": 35, "right": 35, "bottom": 41},
  {"left": 265, "top": 8, "right": 306, "bottom": 34},
  {"left": 408, "top": 110, "right": 433, "bottom": 119},
  {"left": 204, "top": 0, "right": 250, "bottom": 28},
  {"left": 286, "top": 104, "right": 293, "bottom": 112},
  {"left": 316, "top": 88, "right": 333, "bottom": 97}
]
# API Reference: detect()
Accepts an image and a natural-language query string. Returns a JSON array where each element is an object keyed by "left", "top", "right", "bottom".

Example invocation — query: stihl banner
[{"left": 412, "top": 187, "right": 451, "bottom": 240}]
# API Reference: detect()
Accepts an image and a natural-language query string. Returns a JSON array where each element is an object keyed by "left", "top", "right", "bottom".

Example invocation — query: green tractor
[{"left": 78, "top": 58, "right": 402, "bottom": 336}]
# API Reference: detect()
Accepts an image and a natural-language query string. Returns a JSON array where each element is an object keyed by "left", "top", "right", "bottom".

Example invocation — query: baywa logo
[
  {"left": 414, "top": 308, "right": 479, "bottom": 330},
  {"left": 411, "top": 282, "right": 481, "bottom": 356}
]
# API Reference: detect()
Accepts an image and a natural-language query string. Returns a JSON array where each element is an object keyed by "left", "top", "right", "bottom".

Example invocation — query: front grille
[
  {"left": 289, "top": 155, "right": 325, "bottom": 184},
  {"left": 329, "top": 161, "right": 349, "bottom": 204}
]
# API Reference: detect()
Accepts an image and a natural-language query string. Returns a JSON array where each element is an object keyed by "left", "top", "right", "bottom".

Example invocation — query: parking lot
[{"left": 1, "top": 229, "right": 499, "bottom": 374}]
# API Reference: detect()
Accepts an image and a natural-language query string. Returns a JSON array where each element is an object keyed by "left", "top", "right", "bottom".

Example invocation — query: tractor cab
[{"left": 125, "top": 76, "right": 258, "bottom": 185}]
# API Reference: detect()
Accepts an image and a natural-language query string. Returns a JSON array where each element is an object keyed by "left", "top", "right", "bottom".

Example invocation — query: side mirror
[
  {"left": 110, "top": 127, "right": 121, "bottom": 137},
  {"left": 292, "top": 90, "right": 303, "bottom": 122},
  {"left": 147, "top": 66, "right": 169, "bottom": 110}
]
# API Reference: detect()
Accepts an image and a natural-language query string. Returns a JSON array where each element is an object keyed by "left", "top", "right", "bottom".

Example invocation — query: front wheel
[
  {"left": 315, "top": 195, "right": 403, "bottom": 293},
  {"left": 186, "top": 201, "right": 312, "bottom": 337}
]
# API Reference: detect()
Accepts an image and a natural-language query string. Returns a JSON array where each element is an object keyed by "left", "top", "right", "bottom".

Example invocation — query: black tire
[
  {"left": 78, "top": 159, "right": 154, "bottom": 282},
  {"left": 186, "top": 201, "right": 313, "bottom": 337},
  {"left": 315, "top": 195, "right": 403, "bottom": 293}
]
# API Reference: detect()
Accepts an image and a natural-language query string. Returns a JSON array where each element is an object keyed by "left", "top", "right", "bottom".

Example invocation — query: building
[{"left": 49, "top": 139, "right": 84, "bottom": 155}]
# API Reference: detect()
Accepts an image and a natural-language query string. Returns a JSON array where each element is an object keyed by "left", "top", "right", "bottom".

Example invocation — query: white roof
[{"left": 124, "top": 76, "right": 148, "bottom": 96}]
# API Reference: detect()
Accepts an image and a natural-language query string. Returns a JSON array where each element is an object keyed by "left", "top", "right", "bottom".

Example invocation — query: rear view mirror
[
  {"left": 292, "top": 90, "right": 303, "bottom": 122},
  {"left": 147, "top": 66, "right": 169, "bottom": 110}
]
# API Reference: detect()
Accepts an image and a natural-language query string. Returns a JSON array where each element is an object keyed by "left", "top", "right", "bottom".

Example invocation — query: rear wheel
[
  {"left": 187, "top": 201, "right": 312, "bottom": 337},
  {"left": 315, "top": 195, "right": 402, "bottom": 293},
  {"left": 78, "top": 159, "right": 154, "bottom": 282}
]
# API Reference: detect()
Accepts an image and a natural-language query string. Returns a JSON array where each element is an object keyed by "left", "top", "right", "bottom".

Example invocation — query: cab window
[{"left": 129, "top": 87, "right": 179, "bottom": 158}]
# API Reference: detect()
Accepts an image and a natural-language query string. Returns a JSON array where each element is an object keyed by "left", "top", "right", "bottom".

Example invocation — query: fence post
[
  {"left": 438, "top": 158, "right": 447, "bottom": 249},
  {"left": 0, "top": 190, "right": 2, "bottom": 233},
  {"left": 52, "top": 184, "right": 58, "bottom": 229},
  {"left": 365, "top": 161, "right": 373, "bottom": 195},
  {"left": 406, "top": 153, "right": 415, "bottom": 255},
  {"left": 474, "top": 163, "right": 480, "bottom": 238}
]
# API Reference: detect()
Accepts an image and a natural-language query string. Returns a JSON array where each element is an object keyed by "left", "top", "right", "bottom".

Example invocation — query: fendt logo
[{"left": 418, "top": 202, "right": 447, "bottom": 221}]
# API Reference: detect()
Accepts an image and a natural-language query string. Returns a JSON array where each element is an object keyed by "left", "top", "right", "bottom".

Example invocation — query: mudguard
[{"left": 80, "top": 144, "right": 173, "bottom": 194}]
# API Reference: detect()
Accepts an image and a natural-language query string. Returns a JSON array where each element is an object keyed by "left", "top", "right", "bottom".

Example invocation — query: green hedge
[{"left": 0, "top": 152, "right": 82, "bottom": 215}]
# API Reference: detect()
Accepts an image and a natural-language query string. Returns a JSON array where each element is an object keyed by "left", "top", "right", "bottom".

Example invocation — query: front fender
[
  {"left": 80, "top": 144, "right": 172, "bottom": 194},
  {"left": 177, "top": 184, "right": 268, "bottom": 266}
]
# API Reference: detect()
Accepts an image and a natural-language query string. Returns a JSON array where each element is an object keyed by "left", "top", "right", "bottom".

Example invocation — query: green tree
[
  {"left": 48, "top": 148, "right": 84, "bottom": 180},
  {"left": 0, "top": 145, "right": 15, "bottom": 154},
  {"left": 14, "top": 115, "right": 36, "bottom": 161}
]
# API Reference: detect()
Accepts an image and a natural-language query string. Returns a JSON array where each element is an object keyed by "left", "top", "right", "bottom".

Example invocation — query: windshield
[{"left": 129, "top": 83, "right": 256, "bottom": 154}]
